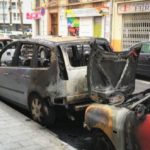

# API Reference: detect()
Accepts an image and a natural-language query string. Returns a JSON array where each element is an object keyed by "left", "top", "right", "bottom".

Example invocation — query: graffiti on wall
[{"left": 67, "top": 18, "right": 79, "bottom": 36}]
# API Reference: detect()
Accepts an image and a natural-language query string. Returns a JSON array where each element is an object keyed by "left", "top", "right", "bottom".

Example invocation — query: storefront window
[{"left": 67, "top": 18, "right": 79, "bottom": 36}]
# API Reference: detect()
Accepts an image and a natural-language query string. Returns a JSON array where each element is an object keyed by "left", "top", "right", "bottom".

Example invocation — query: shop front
[
  {"left": 65, "top": 2, "right": 111, "bottom": 39},
  {"left": 26, "top": 11, "right": 41, "bottom": 36},
  {"left": 118, "top": 1, "right": 150, "bottom": 50}
]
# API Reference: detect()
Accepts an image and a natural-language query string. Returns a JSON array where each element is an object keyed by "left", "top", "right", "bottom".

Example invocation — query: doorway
[
  {"left": 51, "top": 13, "right": 58, "bottom": 35},
  {"left": 94, "top": 17, "right": 102, "bottom": 38}
]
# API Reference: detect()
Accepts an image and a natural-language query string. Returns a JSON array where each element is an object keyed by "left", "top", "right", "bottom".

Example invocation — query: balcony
[
  {"left": 67, "top": 0, "right": 107, "bottom": 6},
  {"left": 46, "top": 0, "right": 58, "bottom": 8},
  {"left": 68, "top": 0, "right": 80, "bottom": 3}
]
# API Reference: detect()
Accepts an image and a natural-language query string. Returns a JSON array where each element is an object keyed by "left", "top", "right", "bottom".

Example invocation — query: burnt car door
[
  {"left": 6, "top": 41, "right": 56, "bottom": 107},
  {"left": 0, "top": 41, "right": 19, "bottom": 101},
  {"left": 137, "top": 42, "right": 150, "bottom": 77},
  {"left": 27, "top": 44, "right": 57, "bottom": 102},
  {"left": 8, "top": 41, "right": 37, "bottom": 106},
  {"left": 59, "top": 43, "right": 90, "bottom": 103},
  {"left": 0, "top": 41, "right": 36, "bottom": 106},
  {"left": 88, "top": 41, "right": 142, "bottom": 104}
]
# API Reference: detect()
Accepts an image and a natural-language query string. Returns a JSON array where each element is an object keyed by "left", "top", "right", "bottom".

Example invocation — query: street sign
[{"left": 41, "top": 7, "right": 45, "bottom": 16}]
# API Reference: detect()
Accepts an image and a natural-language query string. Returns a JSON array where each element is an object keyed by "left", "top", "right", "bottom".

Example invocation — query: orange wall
[{"left": 111, "top": 40, "right": 122, "bottom": 52}]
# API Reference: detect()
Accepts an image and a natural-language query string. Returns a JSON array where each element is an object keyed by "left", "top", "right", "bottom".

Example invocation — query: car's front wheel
[
  {"left": 29, "top": 94, "right": 55, "bottom": 127},
  {"left": 91, "top": 130, "right": 115, "bottom": 150}
]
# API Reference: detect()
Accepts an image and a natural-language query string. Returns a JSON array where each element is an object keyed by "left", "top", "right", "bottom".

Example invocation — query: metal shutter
[
  {"left": 79, "top": 17, "right": 93, "bottom": 36},
  {"left": 122, "top": 13, "right": 150, "bottom": 50}
]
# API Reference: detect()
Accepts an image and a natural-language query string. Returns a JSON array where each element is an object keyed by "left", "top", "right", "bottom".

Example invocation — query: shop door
[
  {"left": 79, "top": 17, "right": 93, "bottom": 36},
  {"left": 122, "top": 13, "right": 150, "bottom": 50},
  {"left": 94, "top": 17, "right": 102, "bottom": 38},
  {"left": 51, "top": 13, "right": 58, "bottom": 35}
]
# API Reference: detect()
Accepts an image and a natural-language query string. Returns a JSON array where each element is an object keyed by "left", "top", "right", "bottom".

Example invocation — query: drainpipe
[{"left": 110, "top": 0, "right": 114, "bottom": 43}]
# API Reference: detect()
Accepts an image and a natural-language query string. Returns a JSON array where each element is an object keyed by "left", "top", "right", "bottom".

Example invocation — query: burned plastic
[
  {"left": 88, "top": 41, "right": 142, "bottom": 104},
  {"left": 84, "top": 41, "right": 150, "bottom": 150}
]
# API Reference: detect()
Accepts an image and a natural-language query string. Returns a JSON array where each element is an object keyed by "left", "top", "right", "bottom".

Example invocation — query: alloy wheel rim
[{"left": 31, "top": 98, "right": 42, "bottom": 122}]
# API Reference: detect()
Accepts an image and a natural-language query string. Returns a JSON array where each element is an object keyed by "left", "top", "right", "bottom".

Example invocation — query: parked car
[
  {"left": 136, "top": 42, "right": 150, "bottom": 78},
  {"left": 84, "top": 42, "right": 150, "bottom": 150},
  {"left": 0, "top": 37, "right": 12, "bottom": 51},
  {"left": 0, "top": 36, "right": 112, "bottom": 126}
]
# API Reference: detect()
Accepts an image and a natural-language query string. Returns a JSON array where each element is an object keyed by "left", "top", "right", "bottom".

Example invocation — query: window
[
  {"left": 36, "top": 0, "right": 40, "bottom": 7},
  {"left": 141, "top": 43, "right": 150, "bottom": 53},
  {"left": 0, "top": 41, "right": 4, "bottom": 50},
  {"left": 62, "top": 44, "right": 91, "bottom": 67},
  {"left": 0, "top": 43, "right": 17, "bottom": 66},
  {"left": 0, "top": 14, "right": 7, "bottom": 21},
  {"left": 18, "top": 44, "right": 34, "bottom": 67},
  {"left": 0, "top": 1, "right": 7, "bottom": 9},
  {"left": 11, "top": 2, "right": 16, "bottom": 9},
  {"left": 0, "top": 40, "right": 11, "bottom": 51},
  {"left": 36, "top": 46, "right": 51, "bottom": 67},
  {"left": 17, "top": 13, "right": 20, "bottom": 20}
]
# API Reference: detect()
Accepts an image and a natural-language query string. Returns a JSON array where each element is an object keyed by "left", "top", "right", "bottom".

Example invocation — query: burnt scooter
[{"left": 84, "top": 41, "right": 150, "bottom": 150}]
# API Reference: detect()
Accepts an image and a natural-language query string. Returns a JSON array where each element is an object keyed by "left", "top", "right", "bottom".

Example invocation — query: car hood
[{"left": 88, "top": 42, "right": 142, "bottom": 104}]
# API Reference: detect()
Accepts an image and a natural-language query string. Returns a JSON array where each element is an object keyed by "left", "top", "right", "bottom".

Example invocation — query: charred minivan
[
  {"left": 84, "top": 42, "right": 150, "bottom": 150},
  {"left": 0, "top": 36, "right": 112, "bottom": 125}
]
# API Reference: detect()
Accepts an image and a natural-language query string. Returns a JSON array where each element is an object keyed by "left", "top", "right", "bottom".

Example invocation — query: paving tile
[{"left": 0, "top": 101, "right": 76, "bottom": 150}]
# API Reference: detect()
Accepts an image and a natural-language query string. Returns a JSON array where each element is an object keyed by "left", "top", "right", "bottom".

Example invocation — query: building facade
[
  {"left": 32, "top": 0, "right": 112, "bottom": 41},
  {"left": 31, "top": 0, "right": 150, "bottom": 51},
  {"left": 112, "top": 0, "right": 150, "bottom": 51},
  {"left": 59, "top": 0, "right": 112, "bottom": 40},
  {"left": 0, "top": 0, "right": 32, "bottom": 33},
  {"left": 31, "top": 0, "right": 58, "bottom": 36}
]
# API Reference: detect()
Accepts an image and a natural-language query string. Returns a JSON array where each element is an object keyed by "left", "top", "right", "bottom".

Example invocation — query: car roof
[
  {"left": 22, "top": 36, "right": 93, "bottom": 45},
  {"left": 34, "top": 36, "right": 91, "bottom": 42},
  {"left": 13, "top": 36, "right": 109, "bottom": 48}
]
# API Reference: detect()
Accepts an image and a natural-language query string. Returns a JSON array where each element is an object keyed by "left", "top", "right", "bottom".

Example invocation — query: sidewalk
[{"left": 0, "top": 101, "right": 76, "bottom": 150}]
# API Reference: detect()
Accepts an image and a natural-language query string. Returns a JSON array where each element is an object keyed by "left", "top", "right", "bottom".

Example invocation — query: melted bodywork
[
  {"left": 84, "top": 91, "right": 150, "bottom": 150},
  {"left": 84, "top": 41, "right": 150, "bottom": 150},
  {"left": 88, "top": 42, "right": 141, "bottom": 103},
  {"left": 0, "top": 37, "right": 111, "bottom": 110}
]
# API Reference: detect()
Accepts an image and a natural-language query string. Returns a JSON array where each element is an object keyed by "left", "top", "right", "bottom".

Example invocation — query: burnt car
[
  {"left": 84, "top": 42, "right": 150, "bottom": 150},
  {"left": 136, "top": 42, "right": 150, "bottom": 78},
  {"left": 0, "top": 36, "right": 112, "bottom": 126}
]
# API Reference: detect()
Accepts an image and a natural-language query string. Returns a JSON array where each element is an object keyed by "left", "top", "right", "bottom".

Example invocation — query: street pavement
[
  {"left": 0, "top": 101, "right": 76, "bottom": 150},
  {"left": 0, "top": 79, "right": 149, "bottom": 150},
  {"left": 135, "top": 79, "right": 150, "bottom": 93}
]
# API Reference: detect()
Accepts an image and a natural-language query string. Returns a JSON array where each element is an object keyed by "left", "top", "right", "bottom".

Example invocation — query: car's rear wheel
[
  {"left": 29, "top": 94, "right": 55, "bottom": 126},
  {"left": 91, "top": 130, "right": 115, "bottom": 150}
]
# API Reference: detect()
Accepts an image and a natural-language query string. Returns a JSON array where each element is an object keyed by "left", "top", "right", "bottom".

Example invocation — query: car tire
[
  {"left": 29, "top": 94, "right": 55, "bottom": 127},
  {"left": 91, "top": 130, "right": 115, "bottom": 150}
]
